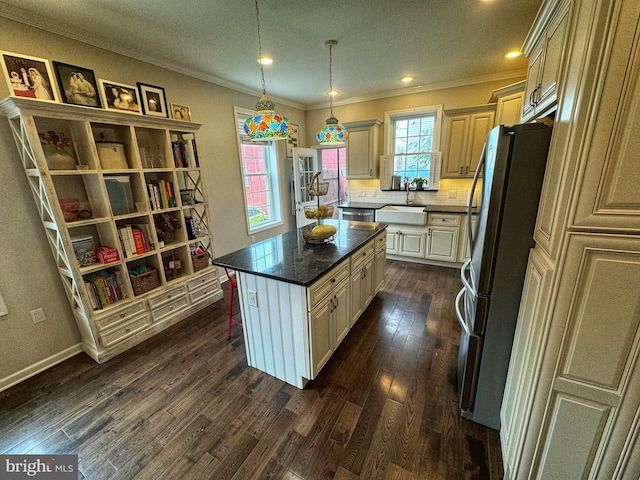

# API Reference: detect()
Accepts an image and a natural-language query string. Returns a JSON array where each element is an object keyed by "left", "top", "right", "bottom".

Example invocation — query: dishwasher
[{"left": 340, "top": 207, "right": 376, "bottom": 222}]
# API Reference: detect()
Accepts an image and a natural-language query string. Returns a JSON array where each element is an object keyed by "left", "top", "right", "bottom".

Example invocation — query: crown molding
[{"left": 306, "top": 70, "right": 527, "bottom": 111}]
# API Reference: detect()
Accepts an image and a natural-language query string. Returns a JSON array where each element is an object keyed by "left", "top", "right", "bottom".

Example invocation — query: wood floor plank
[{"left": 0, "top": 260, "right": 504, "bottom": 479}]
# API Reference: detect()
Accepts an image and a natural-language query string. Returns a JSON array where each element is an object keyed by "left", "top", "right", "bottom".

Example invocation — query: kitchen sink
[{"left": 375, "top": 205, "right": 428, "bottom": 225}]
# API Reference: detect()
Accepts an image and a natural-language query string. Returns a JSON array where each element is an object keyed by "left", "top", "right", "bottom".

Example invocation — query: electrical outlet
[
  {"left": 251, "top": 235, "right": 256, "bottom": 243},
  {"left": 247, "top": 290, "right": 258, "bottom": 307},
  {"left": 30, "top": 307, "right": 46, "bottom": 324},
  {"left": 448, "top": 190, "right": 458, "bottom": 199}
]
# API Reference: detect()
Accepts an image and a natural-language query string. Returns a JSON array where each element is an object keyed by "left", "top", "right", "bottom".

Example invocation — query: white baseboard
[{"left": 0, "top": 343, "right": 83, "bottom": 393}]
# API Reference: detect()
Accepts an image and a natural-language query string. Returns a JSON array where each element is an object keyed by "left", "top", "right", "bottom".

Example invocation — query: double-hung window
[
  {"left": 385, "top": 106, "right": 443, "bottom": 190},
  {"left": 234, "top": 107, "right": 282, "bottom": 233}
]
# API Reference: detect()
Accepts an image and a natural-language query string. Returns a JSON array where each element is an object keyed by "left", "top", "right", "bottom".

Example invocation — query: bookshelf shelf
[{"left": 1, "top": 97, "right": 223, "bottom": 363}]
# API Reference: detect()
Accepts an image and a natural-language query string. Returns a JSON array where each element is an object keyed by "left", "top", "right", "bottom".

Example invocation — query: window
[
  {"left": 385, "top": 106, "right": 442, "bottom": 190},
  {"left": 234, "top": 108, "right": 282, "bottom": 233}
]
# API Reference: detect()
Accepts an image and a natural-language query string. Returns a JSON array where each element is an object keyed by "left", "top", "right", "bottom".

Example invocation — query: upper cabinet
[
  {"left": 343, "top": 119, "right": 382, "bottom": 179},
  {"left": 521, "top": 0, "right": 571, "bottom": 122},
  {"left": 441, "top": 104, "right": 496, "bottom": 178},
  {"left": 490, "top": 81, "right": 525, "bottom": 127}
]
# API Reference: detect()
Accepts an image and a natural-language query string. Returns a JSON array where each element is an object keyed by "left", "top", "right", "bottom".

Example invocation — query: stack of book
[
  {"left": 147, "top": 180, "right": 176, "bottom": 210},
  {"left": 117, "top": 224, "right": 155, "bottom": 258},
  {"left": 171, "top": 134, "right": 199, "bottom": 168},
  {"left": 83, "top": 269, "right": 125, "bottom": 310}
]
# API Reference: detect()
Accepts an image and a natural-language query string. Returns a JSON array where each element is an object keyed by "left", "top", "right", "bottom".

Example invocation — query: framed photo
[
  {"left": 0, "top": 51, "right": 59, "bottom": 102},
  {"left": 52, "top": 62, "right": 101, "bottom": 108},
  {"left": 137, "top": 82, "right": 168, "bottom": 117},
  {"left": 98, "top": 79, "right": 141, "bottom": 114},
  {"left": 170, "top": 103, "right": 191, "bottom": 121},
  {"left": 286, "top": 123, "right": 299, "bottom": 157}
]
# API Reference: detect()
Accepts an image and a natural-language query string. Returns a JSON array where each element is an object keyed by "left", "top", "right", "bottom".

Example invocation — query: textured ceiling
[{"left": 0, "top": 0, "right": 543, "bottom": 109}]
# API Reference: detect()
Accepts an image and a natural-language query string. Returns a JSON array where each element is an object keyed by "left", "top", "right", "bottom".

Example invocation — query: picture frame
[
  {"left": 0, "top": 51, "right": 59, "bottom": 102},
  {"left": 286, "top": 123, "right": 300, "bottom": 157},
  {"left": 98, "top": 79, "right": 142, "bottom": 114},
  {"left": 52, "top": 61, "right": 101, "bottom": 108},
  {"left": 137, "top": 82, "right": 168, "bottom": 117},
  {"left": 170, "top": 103, "right": 191, "bottom": 121}
]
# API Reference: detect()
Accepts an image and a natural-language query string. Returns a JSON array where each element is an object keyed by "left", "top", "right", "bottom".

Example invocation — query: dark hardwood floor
[{"left": 0, "top": 260, "right": 503, "bottom": 479}]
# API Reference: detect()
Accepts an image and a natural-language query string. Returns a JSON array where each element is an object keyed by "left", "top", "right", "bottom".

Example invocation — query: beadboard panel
[{"left": 237, "top": 272, "right": 309, "bottom": 388}]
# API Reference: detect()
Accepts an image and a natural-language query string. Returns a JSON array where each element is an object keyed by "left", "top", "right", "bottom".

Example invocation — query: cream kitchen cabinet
[
  {"left": 386, "top": 227, "right": 427, "bottom": 258},
  {"left": 441, "top": 105, "right": 496, "bottom": 178},
  {"left": 343, "top": 119, "right": 382, "bottom": 179},
  {"left": 521, "top": 0, "right": 570, "bottom": 122},
  {"left": 309, "top": 276, "right": 350, "bottom": 378},
  {"left": 350, "top": 240, "right": 375, "bottom": 326},
  {"left": 501, "top": 0, "right": 640, "bottom": 478},
  {"left": 373, "top": 231, "right": 387, "bottom": 292},
  {"left": 0, "top": 97, "right": 223, "bottom": 363},
  {"left": 458, "top": 214, "right": 478, "bottom": 262},
  {"left": 425, "top": 214, "right": 460, "bottom": 262},
  {"left": 490, "top": 81, "right": 525, "bottom": 127}
]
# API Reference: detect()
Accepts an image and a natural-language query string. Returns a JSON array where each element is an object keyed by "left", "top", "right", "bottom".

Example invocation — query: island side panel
[{"left": 237, "top": 272, "right": 309, "bottom": 388}]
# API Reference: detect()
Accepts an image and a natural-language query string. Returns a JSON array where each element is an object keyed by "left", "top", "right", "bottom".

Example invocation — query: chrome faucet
[{"left": 405, "top": 182, "right": 412, "bottom": 205}]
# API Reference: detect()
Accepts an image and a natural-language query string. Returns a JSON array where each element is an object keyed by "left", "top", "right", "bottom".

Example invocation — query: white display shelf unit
[{"left": 1, "top": 97, "right": 223, "bottom": 363}]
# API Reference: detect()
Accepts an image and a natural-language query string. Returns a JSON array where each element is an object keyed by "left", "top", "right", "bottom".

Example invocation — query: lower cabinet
[
  {"left": 425, "top": 226, "right": 459, "bottom": 262},
  {"left": 350, "top": 241, "right": 375, "bottom": 326},
  {"left": 309, "top": 277, "right": 350, "bottom": 377},
  {"left": 387, "top": 228, "right": 427, "bottom": 257},
  {"left": 373, "top": 231, "right": 387, "bottom": 292}
]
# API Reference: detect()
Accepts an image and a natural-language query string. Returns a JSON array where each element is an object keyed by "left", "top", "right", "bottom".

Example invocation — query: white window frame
[
  {"left": 234, "top": 106, "right": 283, "bottom": 234},
  {"left": 384, "top": 105, "right": 443, "bottom": 190}
]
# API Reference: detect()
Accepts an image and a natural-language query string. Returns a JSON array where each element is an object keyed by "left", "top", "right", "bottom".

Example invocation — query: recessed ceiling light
[
  {"left": 505, "top": 50, "right": 522, "bottom": 58},
  {"left": 258, "top": 56, "right": 273, "bottom": 65},
  {"left": 328, "top": 90, "right": 338, "bottom": 96},
  {"left": 400, "top": 76, "right": 414, "bottom": 83}
]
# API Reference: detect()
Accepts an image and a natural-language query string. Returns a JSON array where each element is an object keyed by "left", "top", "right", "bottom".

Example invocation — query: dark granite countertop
[
  {"left": 211, "top": 219, "right": 388, "bottom": 286},
  {"left": 338, "top": 202, "right": 476, "bottom": 214}
]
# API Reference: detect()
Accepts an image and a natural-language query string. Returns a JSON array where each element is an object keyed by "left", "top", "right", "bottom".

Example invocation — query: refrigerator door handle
[
  {"left": 455, "top": 288, "right": 471, "bottom": 336},
  {"left": 460, "top": 258, "right": 474, "bottom": 296},
  {"left": 467, "top": 143, "right": 486, "bottom": 253}
]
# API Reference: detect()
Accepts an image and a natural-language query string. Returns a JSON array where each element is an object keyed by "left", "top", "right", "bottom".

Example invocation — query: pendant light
[
  {"left": 316, "top": 40, "right": 349, "bottom": 145},
  {"left": 244, "top": 0, "right": 290, "bottom": 141}
]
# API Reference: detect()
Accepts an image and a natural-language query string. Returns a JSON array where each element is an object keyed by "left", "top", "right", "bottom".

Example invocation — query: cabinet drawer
[
  {"left": 151, "top": 295, "right": 189, "bottom": 322},
  {"left": 428, "top": 213, "right": 461, "bottom": 226},
  {"left": 308, "top": 261, "right": 350, "bottom": 310},
  {"left": 148, "top": 283, "right": 187, "bottom": 308},
  {"left": 374, "top": 231, "right": 387, "bottom": 251},
  {"left": 100, "top": 313, "right": 151, "bottom": 348},
  {"left": 189, "top": 282, "right": 219, "bottom": 304},
  {"left": 351, "top": 241, "right": 374, "bottom": 270},
  {"left": 95, "top": 300, "right": 147, "bottom": 331},
  {"left": 187, "top": 270, "right": 218, "bottom": 291}
]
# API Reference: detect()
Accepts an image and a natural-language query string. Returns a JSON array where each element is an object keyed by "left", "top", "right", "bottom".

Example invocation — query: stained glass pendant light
[
  {"left": 244, "top": 0, "right": 290, "bottom": 140},
  {"left": 316, "top": 40, "right": 349, "bottom": 145}
]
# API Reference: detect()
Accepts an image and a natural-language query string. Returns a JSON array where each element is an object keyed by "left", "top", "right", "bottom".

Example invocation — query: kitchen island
[{"left": 212, "top": 219, "right": 387, "bottom": 388}]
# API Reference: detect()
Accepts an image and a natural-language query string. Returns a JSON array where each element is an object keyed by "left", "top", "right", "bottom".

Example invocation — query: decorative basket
[
  {"left": 304, "top": 204, "right": 334, "bottom": 219},
  {"left": 191, "top": 253, "right": 209, "bottom": 272},
  {"left": 302, "top": 224, "right": 337, "bottom": 244},
  {"left": 130, "top": 267, "right": 160, "bottom": 295},
  {"left": 307, "top": 172, "right": 329, "bottom": 196}
]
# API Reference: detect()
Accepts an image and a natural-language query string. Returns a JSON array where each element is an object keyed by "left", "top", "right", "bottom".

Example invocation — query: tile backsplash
[{"left": 348, "top": 178, "right": 475, "bottom": 206}]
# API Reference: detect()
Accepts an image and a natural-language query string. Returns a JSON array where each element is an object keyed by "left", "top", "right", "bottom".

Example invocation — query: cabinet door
[
  {"left": 374, "top": 241, "right": 386, "bottom": 292},
  {"left": 536, "top": 2, "right": 570, "bottom": 113},
  {"left": 467, "top": 111, "right": 495, "bottom": 176},
  {"left": 362, "top": 256, "right": 375, "bottom": 309},
  {"left": 345, "top": 129, "right": 372, "bottom": 178},
  {"left": 309, "top": 299, "right": 333, "bottom": 378},
  {"left": 333, "top": 280, "right": 350, "bottom": 346},
  {"left": 523, "top": 44, "right": 544, "bottom": 120},
  {"left": 398, "top": 231, "right": 426, "bottom": 257},
  {"left": 495, "top": 92, "right": 524, "bottom": 127},
  {"left": 442, "top": 115, "right": 470, "bottom": 176},
  {"left": 425, "top": 227, "right": 458, "bottom": 261},
  {"left": 350, "top": 270, "right": 364, "bottom": 326},
  {"left": 386, "top": 229, "right": 399, "bottom": 254}
]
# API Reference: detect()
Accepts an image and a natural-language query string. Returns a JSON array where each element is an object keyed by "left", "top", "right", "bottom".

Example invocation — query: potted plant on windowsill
[{"left": 411, "top": 177, "right": 428, "bottom": 190}]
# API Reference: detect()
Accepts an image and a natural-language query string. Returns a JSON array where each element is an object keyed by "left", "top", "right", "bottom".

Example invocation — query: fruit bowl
[
  {"left": 308, "top": 181, "right": 329, "bottom": 196},
  {"left": 302, "top": 224, "right": 337, "bottom": 244},
  {"left": 304, "top": 204, "right": 334, "bottom": 219}
]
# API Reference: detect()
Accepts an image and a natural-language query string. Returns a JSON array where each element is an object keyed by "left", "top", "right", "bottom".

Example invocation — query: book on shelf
[
  {"left": 171, "top": 141, "right": 185, "bottom": 168},
  {"left": 131, "top": 228, "right": 147, "bottom": 255},
  {"left": 133, "top": 223, "right": 155, "bottom": 250},
  {"left": 147, "top": 181, "right": 175, "bottom": 210},
  {"left": 184, "top": 216, "right": 196, "bottom": 240},
  {"left": 84, "top": 269, "right": 124, "bottom": 310}
]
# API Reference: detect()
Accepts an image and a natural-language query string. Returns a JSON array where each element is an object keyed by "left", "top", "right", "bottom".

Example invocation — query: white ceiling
[{"left": 0, "top": 0, "right": 543, "bottom": 110}]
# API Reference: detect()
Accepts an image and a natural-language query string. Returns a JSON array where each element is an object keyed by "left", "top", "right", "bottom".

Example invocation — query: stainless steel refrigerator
[{"left": 455, "top": 123, "right": 552, "bottom": 430}]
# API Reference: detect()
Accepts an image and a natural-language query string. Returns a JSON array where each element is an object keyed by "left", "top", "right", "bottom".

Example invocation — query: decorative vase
[{"left": 43, "top": 145, "right": 76, "bottom": 170}]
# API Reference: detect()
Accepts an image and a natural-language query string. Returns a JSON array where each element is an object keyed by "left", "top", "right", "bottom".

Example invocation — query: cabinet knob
[
  {"left": 125, "top": 328, "right": 131, "bottom": 333},
  {"left": 120, "top": 313, "right": 126, "bottom": 318},
  {"left": 331, "top": 278, "right": 336, "bottom": 283},
  {"left": 460, "top": 166, "right": 464, "bottom": 174}
]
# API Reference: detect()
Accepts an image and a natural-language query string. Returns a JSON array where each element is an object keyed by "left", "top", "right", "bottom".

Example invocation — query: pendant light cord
[
  {"left": 254, "top": 0, "right": 266, "bottom": 96},
  {"left": 328, "top": 42, "right": 334, "bottom": 116}
]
